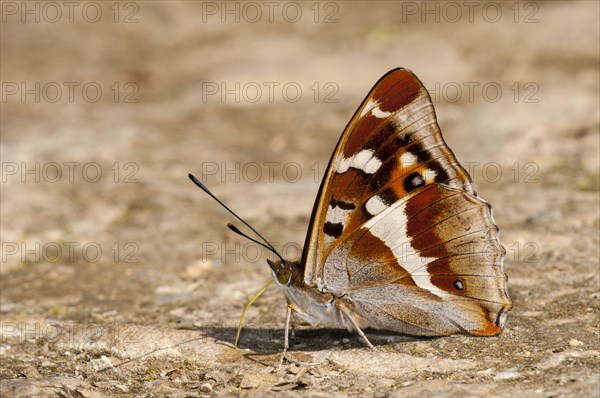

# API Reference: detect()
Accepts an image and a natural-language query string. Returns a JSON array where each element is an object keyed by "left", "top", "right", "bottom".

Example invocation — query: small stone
[
  {"left": 21, "top": 366, "right": 42, "bottom": 378},
  {"left": 206, "top": 370, "right": 229, "bottom": 384},
  {"left": 167, "top": 369, "right": 181, "bottom": 381},
  {"left": 240, "top": 374, "right": 259, "bottom": 389},
  {"left": 100, "top": 356, "right": 116, "bottom": 370},
  {"left": 569, "top": 339, "right": 584, "bottom": 347},
  {"left": 0, "top": 344, "right": 10, "bottom": 354},
  {"left": 376, "top": 378, "right": 396, "bottom": 388},
  {"left": 115, "top": 384, "right": 129, "bottom": 393},
  {"left": 538, "top": 353, "right": 566, "bottom": 370},
  {"left": 493, "top": 369, "right": 521, "bottom": 381},
  {"left": 200, "top": 383, "right": 213, "bottom": 393}
]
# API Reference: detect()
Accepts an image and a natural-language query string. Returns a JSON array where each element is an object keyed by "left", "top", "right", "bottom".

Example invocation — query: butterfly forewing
[{"left": 301, "top": 68, "right": 511, "bottom": 336}]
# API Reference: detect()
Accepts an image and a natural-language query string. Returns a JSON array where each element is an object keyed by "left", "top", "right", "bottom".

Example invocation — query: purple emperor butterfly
[{"left": 190, "top": 67, "right": 511, "bottom": 352}]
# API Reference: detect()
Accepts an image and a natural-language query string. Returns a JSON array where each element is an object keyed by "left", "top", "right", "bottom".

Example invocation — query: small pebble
[
  {"left": 167, "top": 369, "right": 181, "bottom": 381},
  {"left": 100, "top": 355, "right": 115, "bottom": 370},
  {"left": 0, "top": 344, "right": 10, "bottom": 355},
  {"left": 200, "top": 382, "right": 213, "bottom": 393},
  {"left": 115, "top": 384, "right": 129, "bottom": 393},
  {"left": 494, "top": 369, "right": 521, "bottom": 381},
  {"left": 21, "top": 366, "right": 41, "bottom": 378}
]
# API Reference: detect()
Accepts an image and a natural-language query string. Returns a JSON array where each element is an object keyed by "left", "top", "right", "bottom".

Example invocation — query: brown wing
[
  {"left": 302, "top": 68, "right": 473, "bottom": 284},
  {"left": 300, "top": 68, "right": 511, "bottom": 335},
  {"left": 327, "top": 184, "right": 511, "bottom": 335}
]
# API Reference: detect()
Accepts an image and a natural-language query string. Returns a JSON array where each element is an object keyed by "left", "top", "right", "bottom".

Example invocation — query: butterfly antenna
[
  {"left": 188, "top": 173, "right": 286, "bottom": 264},
  {"left": 227, "top": 223, "right": 284, "bottom": 262}
]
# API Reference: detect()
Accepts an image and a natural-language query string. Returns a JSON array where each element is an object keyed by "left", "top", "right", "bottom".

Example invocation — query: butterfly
[{"left": 190, "top": 67, "right": 511, "bottom": 353}]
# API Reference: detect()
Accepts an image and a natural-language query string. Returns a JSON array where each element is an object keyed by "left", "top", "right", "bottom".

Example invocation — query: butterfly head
[{"left": 267, "top": 259, "right": 293, "bottom": 286}]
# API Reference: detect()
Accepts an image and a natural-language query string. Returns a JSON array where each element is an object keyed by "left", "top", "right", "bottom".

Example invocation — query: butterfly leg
[
  {"left": 336, "top": 301, "right": 374, "bottom": 349},
  {"left": 290, "top": 313, "right": 296, "bottom": 341},
  {"left": 278, "top": 304, "right": 293, "bottom": 367}
]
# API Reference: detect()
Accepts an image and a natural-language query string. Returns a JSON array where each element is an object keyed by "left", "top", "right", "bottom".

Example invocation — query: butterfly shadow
[{"left": 187, "top": 323, "right": 437, "bottom": 357}]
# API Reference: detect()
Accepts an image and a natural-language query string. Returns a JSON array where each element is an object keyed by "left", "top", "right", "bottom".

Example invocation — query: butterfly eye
[
  {"left": 453, "top": 280, "right": 465, "bottom": 291},
  {"left": 276, "top": 268, "right": 292, "bottom": 285}
]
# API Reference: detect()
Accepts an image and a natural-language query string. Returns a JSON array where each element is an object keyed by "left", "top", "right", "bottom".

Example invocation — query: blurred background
[{"left": 1, "top": 1, "right": 598, "bottom": 396}]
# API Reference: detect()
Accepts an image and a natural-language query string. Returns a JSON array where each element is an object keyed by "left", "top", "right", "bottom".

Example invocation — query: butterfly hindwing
[
  {"left": 301, "top": 68, "right": 511, "bottom": 335},
  {"left": 325, "top": 184, "right": 509, "bottom": 335}
]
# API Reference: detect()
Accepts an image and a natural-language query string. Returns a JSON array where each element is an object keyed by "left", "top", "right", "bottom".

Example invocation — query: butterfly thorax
[{"left": 267, "top": 258, "right": 357, "bottom": 330}]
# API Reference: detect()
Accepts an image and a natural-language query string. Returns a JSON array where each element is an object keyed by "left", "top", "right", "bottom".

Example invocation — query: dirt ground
[{"left": 1, "top": 1, "right": 599, "bottom": 397}]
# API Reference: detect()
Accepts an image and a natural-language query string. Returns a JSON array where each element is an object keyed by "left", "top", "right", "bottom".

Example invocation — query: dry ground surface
[{"left": 1, "top": 1, "right": 599, "bottom": 397}]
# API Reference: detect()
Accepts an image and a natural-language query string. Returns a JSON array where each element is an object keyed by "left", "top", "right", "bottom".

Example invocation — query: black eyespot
[
  {"left": 403, "top": 172, "right": 425, "bottom": 192},
  {"left": 453, "top": 280, "right": 464, "bottom": 291}
]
